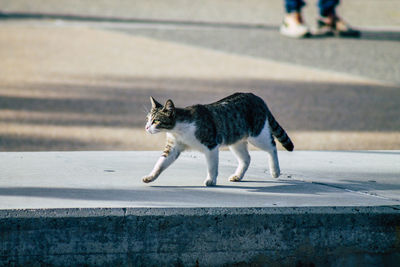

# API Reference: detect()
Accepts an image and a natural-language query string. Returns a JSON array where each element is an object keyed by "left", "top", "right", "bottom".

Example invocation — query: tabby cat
[{"left": 142, "top": 93, "right": 293, "bottom": 186}]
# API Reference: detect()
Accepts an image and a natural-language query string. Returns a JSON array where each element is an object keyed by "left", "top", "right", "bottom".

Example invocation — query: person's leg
[
  {"left": 280, "top": 0, "right": 310, "bottom": 38},
  {"left": 318, "top": 0, "right": 340, "bottom": 17},
  {"left": 285, "top": 0, "right": 306, "bottom": 14}
]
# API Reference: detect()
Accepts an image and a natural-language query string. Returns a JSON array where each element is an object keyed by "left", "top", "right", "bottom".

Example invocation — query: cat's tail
[{"left": 268, "top": 117, "right": 294, "bottom": 152}]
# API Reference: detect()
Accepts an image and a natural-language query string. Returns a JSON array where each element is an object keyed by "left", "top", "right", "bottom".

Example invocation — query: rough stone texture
[
  {"left": 0, "top": 151, "right": 399, "bottom": 265},
  {"left": 1, "top": 207, "right": 399, "bottom": 266}
]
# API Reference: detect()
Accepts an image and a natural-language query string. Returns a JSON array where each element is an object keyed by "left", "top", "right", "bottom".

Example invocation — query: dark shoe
[{"left": 315, "top": 16, "right": 361, "bottom": 37}]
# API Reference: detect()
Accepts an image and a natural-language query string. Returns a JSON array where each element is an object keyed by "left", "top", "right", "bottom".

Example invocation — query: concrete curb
[
  {"left": 1, "top": 206, "right": 399, "bottom": 266},
  {"left": 1, "top": 206, "right": 399, "bottom": 218}
]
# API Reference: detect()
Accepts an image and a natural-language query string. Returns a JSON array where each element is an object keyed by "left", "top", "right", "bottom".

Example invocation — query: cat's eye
[{"left": 153, "top": 119, "right": 160, "bottom": 124}]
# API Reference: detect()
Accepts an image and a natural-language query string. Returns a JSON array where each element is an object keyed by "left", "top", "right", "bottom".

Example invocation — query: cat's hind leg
[
  {"left": 203, "top": 147, "right": 219, "bottom": 186},
  {"left": 228, "top": 141, "right": 251, "bottom": 182},
  {"left": 248, "top": 124, "right": 280, "bottom": 178}
]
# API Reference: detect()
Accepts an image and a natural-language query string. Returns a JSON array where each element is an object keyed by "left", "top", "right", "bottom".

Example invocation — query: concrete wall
[{"left": 1, "top": 207, "right": 399, "bottom": 266}]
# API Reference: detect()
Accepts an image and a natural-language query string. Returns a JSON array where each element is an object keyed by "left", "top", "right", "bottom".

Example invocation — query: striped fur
[
  {"left": 267, "top": 111, "right": 294, "bottom": 151},
  {"left": 143, "top": 93, "right": 294, "bottom": 186},
  {"left": 162, "top": 138, "right": 174, "bottom": 157}
]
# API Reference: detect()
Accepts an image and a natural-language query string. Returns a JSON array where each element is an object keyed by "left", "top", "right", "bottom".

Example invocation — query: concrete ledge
[
  {"left": 1, "top": 151, "right": 400, "bottom": 209},
  {"left": 1, "top": 151, "right": 399, "bottom": 265},
  {"left": 1, "top": 206, "right": 400, "bottom": 266}
]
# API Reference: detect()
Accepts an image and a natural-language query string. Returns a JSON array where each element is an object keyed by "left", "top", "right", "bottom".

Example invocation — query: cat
[{"left": 142, "top": 92, "right": 294, "bottom": 186}]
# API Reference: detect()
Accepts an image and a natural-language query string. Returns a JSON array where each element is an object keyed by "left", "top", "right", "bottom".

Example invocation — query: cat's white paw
[
  {"left": 229, "top": 175, "right": 242, "bottom": 182},
  {"left": 142, "top": 175, "right": 156, "bottom": 183},
  {"left": 271, "top": 171, "right": 280, "bottom": 178},
  {"left": 204, "top": 178, "right": 216, "bottom": 187}
]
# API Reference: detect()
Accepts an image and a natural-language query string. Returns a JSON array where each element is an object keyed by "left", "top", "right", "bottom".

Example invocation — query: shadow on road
[
  {"left": 359, "top": 30, "right": 400, "bottom": 42},
  {"left": 1, "top": 76, "right": 399, "bottom": 150},
  {"left": 1, "top": 76, "right": 399, "bottom": 130},
  {"left": 1, "top": 176, "right": 400, "bottom": 203}
]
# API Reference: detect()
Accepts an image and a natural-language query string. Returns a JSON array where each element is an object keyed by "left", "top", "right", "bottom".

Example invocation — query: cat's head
[{"left": 145, "top": 97, "right": 176, "bottom": 134}]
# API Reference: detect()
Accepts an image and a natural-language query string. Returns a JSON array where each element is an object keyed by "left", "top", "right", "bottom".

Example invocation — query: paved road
[
  {"left": 1, "top": 0, "right": 400, "bottom": 84},
  {"left": 0, "top": 20, "right": 399, "bottom": 151},
  {"left": 114, "top": 23, "right": 400, "bottom": 85},
  {"left": 1, "top": 0, "right": 399, "bottom": 84},
  {"left": 1, "top": 0, "right": 400, "bottom": 151}
]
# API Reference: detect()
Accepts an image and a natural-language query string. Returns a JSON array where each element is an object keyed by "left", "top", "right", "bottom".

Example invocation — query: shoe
[
  {"left": 315, "top": 16, "right": 361, "bottom": 37},
  {"left": 280, "top": 13, "right": 310, "bottom": 38}
]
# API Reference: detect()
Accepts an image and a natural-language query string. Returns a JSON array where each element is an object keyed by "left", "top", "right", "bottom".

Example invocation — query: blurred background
[{"left": 0, "top": 0, "right": 399, "bottom": 151}]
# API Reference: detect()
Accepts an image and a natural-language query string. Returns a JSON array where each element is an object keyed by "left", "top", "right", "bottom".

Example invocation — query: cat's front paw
[
  {"left": 142, "top": 175, "right": 156, "bottom": 183},
  {"left": 204, "top": 178, "right": 216, "bottom": 187},
  {"left": 271, "top": 171, "right": 280, "bottom": 178},
  {"left": 229, "top": 175, "right": 242, "bottom": 182}
]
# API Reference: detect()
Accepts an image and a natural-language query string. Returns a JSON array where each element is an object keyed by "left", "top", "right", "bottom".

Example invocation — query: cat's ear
[
  {"left": 163, "top": 99, "right": 175, "bottom": 116},
  {"left": 150, "top": 96, "right": 162, "bottom": 109}
]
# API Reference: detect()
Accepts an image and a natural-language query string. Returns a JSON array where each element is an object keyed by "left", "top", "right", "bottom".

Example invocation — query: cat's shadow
[
  {"left": 150, "top": 179, "right": 275, "bottom": 189},
  {"left": 149, "top": 179, "right": 312, "bottom": 194}
]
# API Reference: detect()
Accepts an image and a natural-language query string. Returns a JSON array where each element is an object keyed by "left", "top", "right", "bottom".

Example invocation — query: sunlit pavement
[{"left": 0, "top": 20, "right": 399, "bottom": 151}]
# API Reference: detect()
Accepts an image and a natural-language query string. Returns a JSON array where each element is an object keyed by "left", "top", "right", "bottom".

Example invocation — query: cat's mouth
[{"left": 146, "top": 126, "right": 161, "bottom": 134}]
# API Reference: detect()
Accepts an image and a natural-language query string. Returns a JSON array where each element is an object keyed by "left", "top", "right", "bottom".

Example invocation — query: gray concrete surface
[
  {"left": 0, "top": 151, "right": 399, "bottom": 209},
  {"left": 1, "top": 151, "right": 399, "bottom": 265},
  {"left": 1, "top": 206, "right": 399, "bottom": 266}
]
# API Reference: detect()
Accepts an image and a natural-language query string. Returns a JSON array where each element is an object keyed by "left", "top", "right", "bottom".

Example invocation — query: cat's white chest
[{"left": 169, "top": 122, "right": 206, "bottom": 151}]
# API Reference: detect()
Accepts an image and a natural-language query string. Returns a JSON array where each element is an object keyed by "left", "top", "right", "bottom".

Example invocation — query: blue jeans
[{"left": 285, "top": 0, "right": 340, "bottom": 16}]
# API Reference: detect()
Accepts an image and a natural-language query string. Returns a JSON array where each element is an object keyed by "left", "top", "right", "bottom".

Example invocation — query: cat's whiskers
[{"left": 141, "top": 93, "right": 293, "bottom": 186}]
